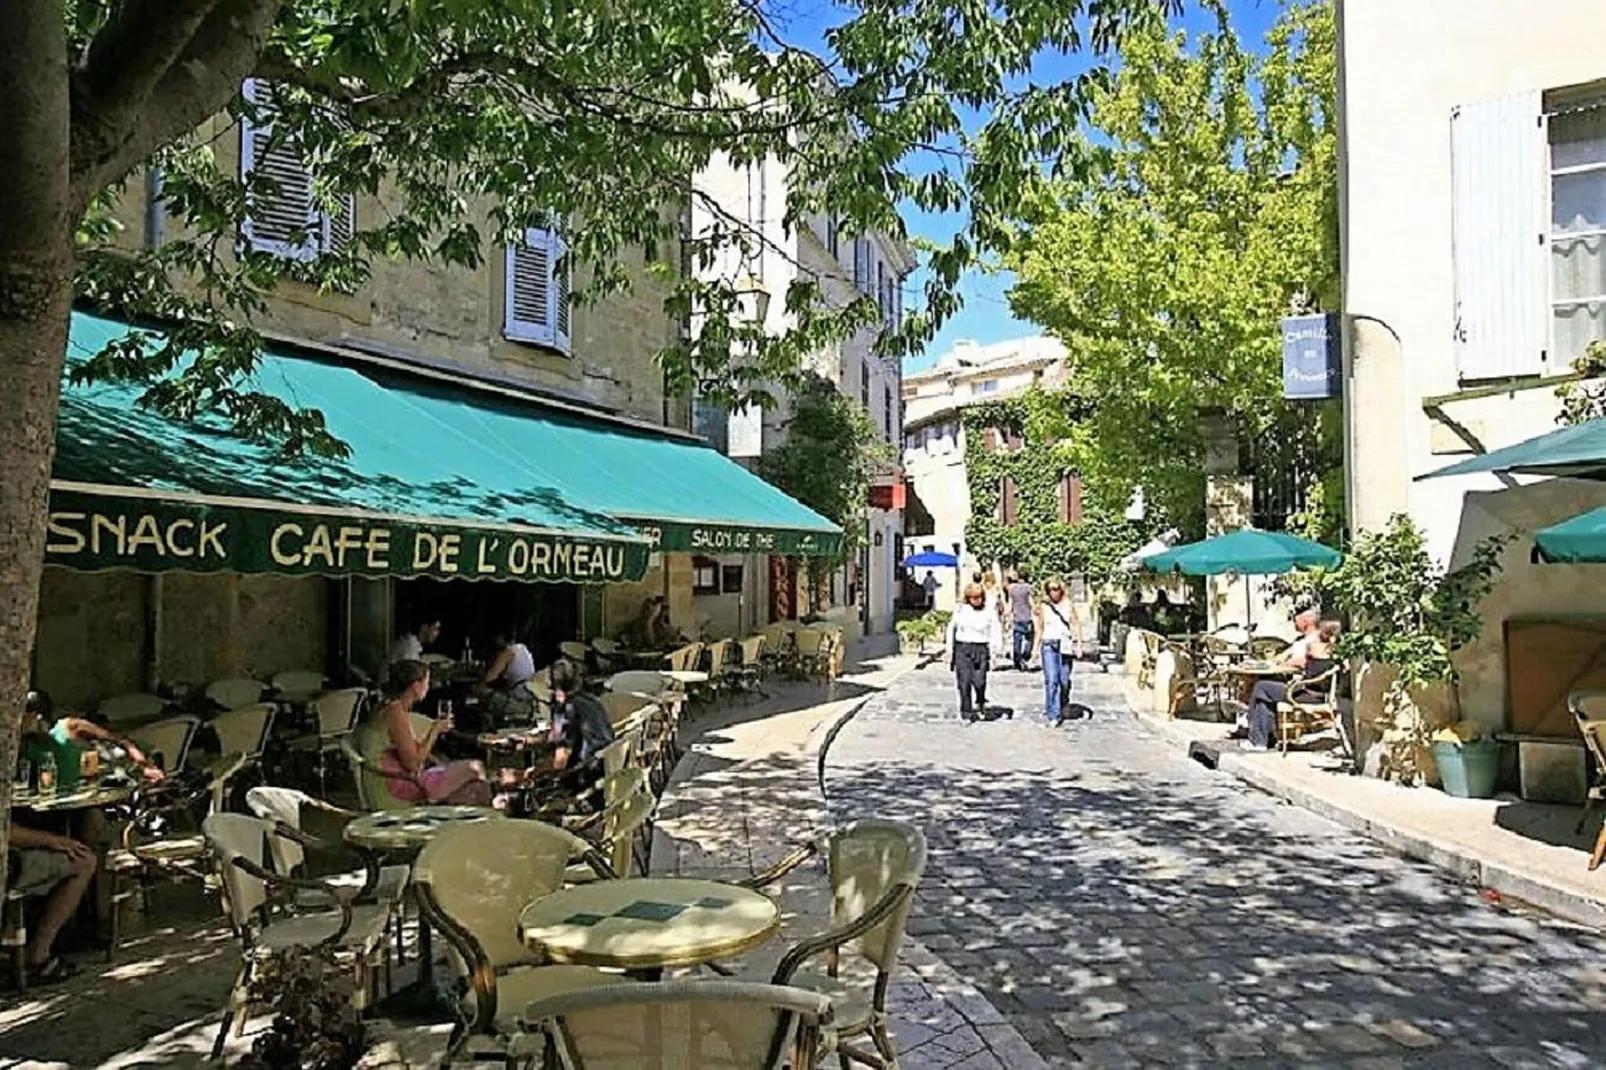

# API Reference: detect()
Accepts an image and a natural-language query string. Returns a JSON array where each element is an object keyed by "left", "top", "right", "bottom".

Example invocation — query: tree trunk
[{"left": 0, "top": 0, "right": 75, "bottom": 896}]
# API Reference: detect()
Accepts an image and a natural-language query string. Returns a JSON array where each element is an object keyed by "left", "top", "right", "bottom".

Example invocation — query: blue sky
[{"left": 771, "top": 0, "right": 1285, "bottom": 373}]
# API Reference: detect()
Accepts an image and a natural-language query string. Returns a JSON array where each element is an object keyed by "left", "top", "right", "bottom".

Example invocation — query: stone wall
[
  {"left": 32, "top": 568, "right": 328, "bottom": 709},
  {"left": 118, "top": 117, "right": 684, "bottom": 426}
]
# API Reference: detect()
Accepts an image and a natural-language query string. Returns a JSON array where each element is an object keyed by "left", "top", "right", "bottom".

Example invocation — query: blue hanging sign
[{"left": 1281, "top": 313, "right": 1341, "bottom": 400}]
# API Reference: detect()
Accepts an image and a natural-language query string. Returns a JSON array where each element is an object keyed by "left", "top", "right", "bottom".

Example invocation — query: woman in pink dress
[{"left": 376, "top": 660, "right": 492, "bottom": 806}]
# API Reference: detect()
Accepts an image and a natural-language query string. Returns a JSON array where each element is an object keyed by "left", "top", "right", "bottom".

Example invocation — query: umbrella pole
[{"left": 1244, "top": 576, "right": 1253, "bottom": 632}]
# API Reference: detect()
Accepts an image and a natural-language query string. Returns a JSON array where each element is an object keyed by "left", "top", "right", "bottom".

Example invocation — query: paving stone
[{"left": 822, "top": 662, "right": 1606, "bottom": 1070}]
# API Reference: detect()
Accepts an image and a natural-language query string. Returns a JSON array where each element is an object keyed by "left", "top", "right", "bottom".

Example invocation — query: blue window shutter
[
  {"left": 1451, "top": 90, "right": 1546, "bottom": 381},
  {"left": 239, "top": 79, "right": 318, "bottom": 261}
]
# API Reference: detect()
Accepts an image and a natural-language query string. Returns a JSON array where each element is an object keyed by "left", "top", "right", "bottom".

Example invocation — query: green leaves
[
  {"left": 1004, "top": 1, "right": 1338, "bottom": 532},
  {"left": 756, "top": 375, "right": 893, "bottom": 564},
  {"left": 52, "top": 0, "right": 1185, "bottom": 446}
]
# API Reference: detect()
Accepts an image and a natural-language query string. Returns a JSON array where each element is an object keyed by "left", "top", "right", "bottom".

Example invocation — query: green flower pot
[{"left": 1432, "top": 738, "right": 1500, "bottom": 799}]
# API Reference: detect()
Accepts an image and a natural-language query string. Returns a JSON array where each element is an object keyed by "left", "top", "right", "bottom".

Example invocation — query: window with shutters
[
  {"left": 982, "top": 426, "right": 998, "bottom": 453},
  {"left": 239, "top": 79, "right": 355, "bottom": 261},
  {"left": 504, "top": 225, "right": 573, "bottom": 354},
  {"left": 883, "top": 385, "right": 894, "bottom": 440},
  {"left": 827, "top": 214, "right": 840, "bottom": 259},
  {"left": 854, "top": 238, "right": 872, "bottom": 294},
  {"left": 860, "top": 359, "right": 871, "bottom": 409},
  {"left": 1550, "top": 102, "right": 1606, "bottom": 364},
  {"left": 1058, "top": 474, "right": 1084, "bottom": 525}
]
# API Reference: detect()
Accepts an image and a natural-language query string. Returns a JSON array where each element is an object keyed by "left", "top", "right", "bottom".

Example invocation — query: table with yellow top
[
  {"left": 518, "top": 876, "right": 780, "bottom": 979},
  {"left": 1224, "top": 661, "right": 1297, "bottom": 706}
]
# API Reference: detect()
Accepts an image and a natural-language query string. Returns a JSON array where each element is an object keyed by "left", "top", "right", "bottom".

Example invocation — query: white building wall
[{"left": 1342, "top": 0, "right": 1606, "bottom": 731}]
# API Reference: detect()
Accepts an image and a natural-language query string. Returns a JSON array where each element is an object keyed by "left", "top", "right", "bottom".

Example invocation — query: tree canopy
[{"left": 1004, "top": 0, "right": 1339, "bottom": 533}]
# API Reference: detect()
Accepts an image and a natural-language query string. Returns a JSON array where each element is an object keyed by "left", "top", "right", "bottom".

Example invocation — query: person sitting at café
[
  {"left": 475, "top": 629, "right": 538, "bottom": 726},
  {"left": 23, "top": 691, "right": 165, "bottom": 784},
  {"left": 7, "top": 815, "right": 97, "bottom": 984},
  {"left": 388, "top": 618, "right": 441, "bottom": 675},
  {"left": 547, "top": 658, "right": 616, "bottom": 799},
  {"left": 1246, "top": 619, "right": 1342, "bottom": 751},
  {"left": 377, "top": 660, "right": 492, "bottom": 805}
]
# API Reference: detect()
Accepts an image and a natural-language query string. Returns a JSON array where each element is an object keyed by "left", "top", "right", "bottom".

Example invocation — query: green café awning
[
  {"left": 1534, "top": 506, "right": 1606, "bottom": 563},
  {"left": 48, "top": 312, "right": 840, "bottom": 582},
  {"left": 1418, "top": 417, "right": 1606, "bottom": 481}
]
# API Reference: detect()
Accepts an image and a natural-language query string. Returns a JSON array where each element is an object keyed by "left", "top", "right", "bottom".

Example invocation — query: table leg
[{"left": 372, "top": 885, "right": 457, "bottom": 1021}]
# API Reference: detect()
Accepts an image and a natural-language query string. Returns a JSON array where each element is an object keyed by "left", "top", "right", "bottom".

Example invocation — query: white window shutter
[
  {"left": 553, "top": 231, "right": 572, "bottom": 354},
  {"left": 505, "top": 225, "right": 570, "bottom": 353},
  {"left": 240, "top": 79, "right": 318, "bottom": 261},
  {"left": 1451, "top": 90, "right": 1547, "bottom": 380}
]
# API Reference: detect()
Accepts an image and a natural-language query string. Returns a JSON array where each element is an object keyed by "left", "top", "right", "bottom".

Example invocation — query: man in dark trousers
[{"left": 1005, "top": 568, "right": 1037, "bottom": 670}]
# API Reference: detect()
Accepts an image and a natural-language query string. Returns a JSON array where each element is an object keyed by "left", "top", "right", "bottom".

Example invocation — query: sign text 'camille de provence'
[{"left": 44, "top": 491, "right": 649, "bottom": 583}]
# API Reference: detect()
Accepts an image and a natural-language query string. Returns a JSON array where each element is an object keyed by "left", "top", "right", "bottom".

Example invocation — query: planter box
[{"left": 1517, "top": 739, "right": 1587, "bottom": 805}]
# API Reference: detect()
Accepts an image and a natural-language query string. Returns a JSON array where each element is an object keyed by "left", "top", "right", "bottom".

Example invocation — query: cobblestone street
[{"left": 825, "top": 661, "right": 1606, "bottom": 1069}]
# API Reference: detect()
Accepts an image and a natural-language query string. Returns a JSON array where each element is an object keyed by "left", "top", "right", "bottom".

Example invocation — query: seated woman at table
[
  {"left": 378, "top": 660, "right": 492, "bottom": 805},
  {"left": 23, "top": 691, "right": 165, "bottom": 784},
  {"left": 1246, "top": 620, "right": 1341, "bottom": 751},
  {"left": 475, "top": 630, "right": 538, "bottom": 727}
]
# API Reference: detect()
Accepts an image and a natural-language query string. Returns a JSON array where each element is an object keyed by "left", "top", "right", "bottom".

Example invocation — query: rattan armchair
[
  {"left": 1568, "top": 690, "right": 1606, "bottom": 870},
  {"left": 1274, "top": 666, "right": 1346, "bottom": 755},
  {"left": 733, "top": 819, "right": 927, "bottom": 1069},
  {"left": 412, "top": 818, "right": 618, "bottom": 1063},
  {"left": 515, "top": 980, "right": 833, "bottom": 1070}
]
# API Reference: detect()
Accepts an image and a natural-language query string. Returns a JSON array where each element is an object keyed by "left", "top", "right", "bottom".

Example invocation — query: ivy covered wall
[{"left": 962, "top": 390, "right": 1155, "bottom": 588}]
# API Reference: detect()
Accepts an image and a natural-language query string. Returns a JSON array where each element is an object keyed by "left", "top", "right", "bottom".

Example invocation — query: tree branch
[
  {"left": 72, "top": 0, "right": 225, "bottom": 128},
  {"left": 69, "top": 0, "right": 284, "bottom": 214}
]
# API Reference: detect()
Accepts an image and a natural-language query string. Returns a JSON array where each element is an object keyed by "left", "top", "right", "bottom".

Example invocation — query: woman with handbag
[{"left": 1034, "top": 578, "right": 1084, "bottom": 727}]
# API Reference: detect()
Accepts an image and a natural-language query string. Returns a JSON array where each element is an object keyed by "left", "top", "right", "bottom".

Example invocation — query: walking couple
[{"left": 947, "top": 573, "right": 1084, "bottom": 725}]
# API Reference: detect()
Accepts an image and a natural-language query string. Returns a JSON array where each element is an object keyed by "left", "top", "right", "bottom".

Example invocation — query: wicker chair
[
  {"left": 340, "top": 713, "right": 433, "bottom": 810},
  {"left": 412, "top": 819, "right": 617, "bottom": 1062},
  {"left": 1274, "top": 666, "right": 1346, "bottom": 755},
  {"left": 516, "top": 980, "right": 833, "bottom": 1070},
  {"left": 205, "top": 676, "right": 266, "bottom": 712},
  {"left": 1568, "top": 690, "right": 1606, "bottom": 870},
  {"left": 736, "top": 819, "right": 927, "bottom": 1069},
  {"left": 204, "top": 812, "right": 392, "bottom": 1059},
  {"left": 288, "top": 687, "right": 367, "bottom": 796}
]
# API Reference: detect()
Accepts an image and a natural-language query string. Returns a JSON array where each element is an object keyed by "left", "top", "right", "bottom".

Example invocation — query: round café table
[
  {"left": 344, "top": 805, "right": 504, "bottom": 1019},
  {"left": 663, "top": 670, "right": 710, "bottom": 687},
  {"left": 518, "top": 876, "right": 780, "bottom": 978},
  {"left": 1224, "top": 662, "right": 1296, "bottom": 707},
  {"left": 12, "top": 781, "right": 137, "bottom": 813}
]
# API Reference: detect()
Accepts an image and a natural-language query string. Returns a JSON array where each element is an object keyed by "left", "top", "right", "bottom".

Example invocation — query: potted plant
[
  {"left": 895, "top": 614, "right": 940, "bottom": 655},
  {"left": 1288, "top": 515, "right": 1510, "bottom": 786},
  {"left": 1429, "top": 721, "right": 1501, "bottom": 799},
  {"left": 240, "top": 946, "right": 368, "bottom": 1070}
]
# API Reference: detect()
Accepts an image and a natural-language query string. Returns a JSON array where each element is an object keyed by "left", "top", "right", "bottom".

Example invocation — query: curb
[{"left": 1130, "top": 709, "right": 1606, "bottom": 931}]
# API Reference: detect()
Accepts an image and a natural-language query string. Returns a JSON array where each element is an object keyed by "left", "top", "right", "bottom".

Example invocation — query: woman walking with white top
[
  {"left": 948, "top": 581, "right": 1003, "bottom": 723},
  {"left": 1034, "top": 577, "right": 1083, "bottom": 727}
]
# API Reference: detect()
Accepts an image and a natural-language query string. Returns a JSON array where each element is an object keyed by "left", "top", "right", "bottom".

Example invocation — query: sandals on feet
[{"left": 27, "top": 957, "right": 80, "bottom": 985}]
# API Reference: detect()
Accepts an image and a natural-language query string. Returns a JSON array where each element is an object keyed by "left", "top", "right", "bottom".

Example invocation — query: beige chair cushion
[
  {"left": 785, "top": 970, "right": 872, "bottom": 1032},
  {"left": 258, "top": 903, "right": 390, "bottom": 954},
  {"left": 469, "top": 964, "right": 617, "bottom": 1035},
  {"left": 294, "top": 864, "right": 411, "bottom": 909}
]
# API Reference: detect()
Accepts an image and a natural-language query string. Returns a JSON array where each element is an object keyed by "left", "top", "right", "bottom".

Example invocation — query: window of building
[
  {"left": 827, "top": 213, "right": 840, "bottom": 259},
  {"left": 1550, "top": 105, "right": 1606, "bottom": 363},
  {"left": 860, "top": 360, "right": 871, "bottom": 409},
  {"left": 692, "top": 557, "right": 719, "bottom": 595},
  {"left": 977, "top": 379, "right": 999, "bottom": 394},
  {"left": 504, "top": 225, "right": 573, "bottom": 353},
  {"left": 998, "top": 475, "right": 1018, "bottom": 526},
  {"left": 884, "top": 386, "right": 894, "bottom": 440},
  {"left": 854, "top": 238, "right": 872, "bottom": 294},
  {"left": 1058, "top": 473, "right": 1084, "bottom": 525},
  {"left": 721, "top": 564, "right": 745, "bottom": 594},
  {"left": 876, "top": 261, "right": 887, "bottom": 319},
  {"left": 239, "top": 79, "right": 354, "bottom": 261}
]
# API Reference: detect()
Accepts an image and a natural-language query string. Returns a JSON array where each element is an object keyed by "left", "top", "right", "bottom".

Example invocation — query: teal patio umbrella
[
  {"left": 1141, "top": 529, "right": 1340, "bottom": 626},
  {"left": 1534, "top": 507, "right": 1606, "bottom": 563},
  {"left": 1418, "top": 416, "right": 1606, "bottom": 481}
]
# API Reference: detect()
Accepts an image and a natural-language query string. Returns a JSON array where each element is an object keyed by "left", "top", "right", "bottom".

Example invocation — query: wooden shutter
[
  {"left": 240, "top": 80, "right": 318, "bottom": 260},
  {"left": 1451, "top": 91, "right": 1547, "bottom": 380},
  {"left": 854, "top": 238, "right": 872, "bottom": 293},
  {"left": 1059, "top": 474, "right": 1084, "bottom": 524},
  {"left": 505, "top": 226, "right": 571, "bottom": 353},
  {"left": 983, "top": 427, "right": 998, "bottom": 452},
  {"left": 1000, "top": 476, "right": 1018, "bottom": 526}
]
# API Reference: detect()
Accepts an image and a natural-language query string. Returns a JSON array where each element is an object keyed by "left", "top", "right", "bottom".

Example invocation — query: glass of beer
[{"left": 80, "top": 747, "right": 101, "bottom": 782}]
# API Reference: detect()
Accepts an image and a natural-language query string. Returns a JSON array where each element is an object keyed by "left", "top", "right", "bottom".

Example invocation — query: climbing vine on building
[{"left": 962, "top": 390, "right": 1154, "bottom": 588}]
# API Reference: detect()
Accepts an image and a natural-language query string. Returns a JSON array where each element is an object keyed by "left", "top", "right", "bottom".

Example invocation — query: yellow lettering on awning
[
  {"left": 271, "top": 523, "right": 304, "bottom": 566},
  {"left": 45, "top": 513, "right": 87, "bottom": 555},
  {"left": 91, "top": 514, "right": 126, "bottom": 556},
  {"left": 125, "top": 514, "right": 166, "bottom": 555},
  {"left": 165, "top": 519, "right": 195, "bottom": 557}
]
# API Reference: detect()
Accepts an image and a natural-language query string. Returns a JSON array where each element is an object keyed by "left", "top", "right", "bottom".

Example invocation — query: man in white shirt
[
  {"left": 1277, "top": 607, "right": 1321, "bottom": 670},
  {"left": 389, "top": 618, "right": 441, "bottom": 670}
]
